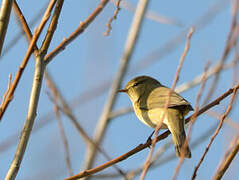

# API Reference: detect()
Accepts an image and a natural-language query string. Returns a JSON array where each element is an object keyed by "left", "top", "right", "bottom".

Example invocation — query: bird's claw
[{"left": 146, "top": 130, "right": 155, "bottom": 148}]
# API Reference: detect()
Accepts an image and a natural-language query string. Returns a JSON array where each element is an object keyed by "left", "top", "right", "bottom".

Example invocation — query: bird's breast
[{"left": 133, "top": 104, "right": 168, "bottom": 129}]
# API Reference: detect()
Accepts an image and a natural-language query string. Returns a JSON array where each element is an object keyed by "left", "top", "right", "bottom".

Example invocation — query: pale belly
[{"left": 133, "top": 106, "right": 169, "bottom": 129}]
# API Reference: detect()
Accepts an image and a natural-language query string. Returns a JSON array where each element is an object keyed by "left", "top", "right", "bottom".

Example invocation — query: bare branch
[
  {"left": 1, "top": 2, "right": 47, "bottom": 57},
  {"left": 64, "top": 83, "right": 239, "bottom": 180},
  {"left": 140, "top": 27, "right": 194, "bottom": 180},
  {"left": 213, "top": 136, "right": 239, "bottom": 180},
  {"left": 117, "top": 0, "right": 184, "bottom": 27},
  {"left": 44, "top": 0, "right": 111, "bottom": 64},
  {"left": 191, "top": 86, "right": 238, "bottom": 180},
  {"left": 40, "top": 0, "right": 64, "bottom": 55},
  {"left": 0, "top": 73, "right": 11, "bottom": 108},
  {"left": 0, "top": 0, "right": 57, "bottom": 121},
  {"left": 44, "top": 70, "right": 127, "bottom": 178},
  {"left": 94, "top": 124, "right": 218, "bottom": 179},
  {"left": 173, "top": 62, "right": 210, "bottom": 180},
  {"left": 206, "top": 110, "right": 239, "bottom": 131},
  {"left": 203, "top": 0, "right": 239, "bottom": 104},
  {"left": 1, "top": 58, "right": 237, "bottom": 154},
  {"left": 0, "top": 0, "right": 13, "bottom": 55},
  {"left": 82, "top": 0, "right": 151, "bottom": 172},
  {"left": 5, "top": 1, "right": 59, "bottom": 179},
  {"left": 46, "top": 91, "right": 73, "bottom": 176},
  {"left": 104, "top": 0, "right": 122, "bottom": 36}
]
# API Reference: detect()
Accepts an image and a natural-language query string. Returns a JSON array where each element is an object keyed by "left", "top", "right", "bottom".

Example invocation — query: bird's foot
[{"left": 146, "top": 130, "right": 155, "bottom": 148}]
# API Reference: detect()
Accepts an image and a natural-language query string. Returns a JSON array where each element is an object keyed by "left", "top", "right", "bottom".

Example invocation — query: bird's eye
[{"left": 133, "top": 82, "right": 139, "bottom": 87}]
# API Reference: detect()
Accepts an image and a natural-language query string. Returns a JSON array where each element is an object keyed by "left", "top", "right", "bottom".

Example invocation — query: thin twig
[
  {"left": 47, "top": 91, "right": 73, "bottom": 176},
  {"left": 64, "top": 82, "right": 239, "bottom": 180},
  {"left": 40, "top": 0, "right": 64, "bottom": 55},
  {"left": 0, "top": 0, "right": 14, "bottom": 55},
  {"left": 44, "top": 0, "right": 111, "bottom": 64},
  {"left": 1, "top": 2, "right": 48, "bottom": 58},
  {"left": 34, "top": 0, "right": 227, "bottom": 115},
  {"left": 5, "top": 1, "right": 59, "bottom": 179},
  {"left": 54, "top": 0, "right": 230, "bottom": 124},
  {"left": 12, "top": 1, "right": 39, "bottom": 55},
  {"left": 213, "top": 136, "right": 238, "bottom": 176},
  {"left": 125, "top": 141, "right": 172, "bottom": 180},
  {"left": 0, "top": 0, "right": 57, "bottom": 121},
  {"left": 132, "top": 0, "right": 228, "bottom": 73},
  {"left": 1, "top": 57, "right": 237, "bottom": 154},
  {"left": 175, "top": 58, "right": 239, "bottom": 93},
  {"left": 0, "top": 0, "right": 230, "bottom": 157},
  {"left": 0, "top": 74, "right": 12, "bottom": 108},
  {"left": 203, "top": 0, "right": 239, "bottom": 104},
  {"left": 206, "top": 110, "right": 239, "bottom": 131},
  {"left": 213, "top": 136, "right": 239, "bottom": 180},
  {"left": 172, "top": 62, "right": 210, "bottom": 180},
  {"left": 104, "top": 0, "right": 122, "bottom": 36},
  {"left": 140, "top": 27, "right": 194, "bottom": 180},
  {"left": 2, "top": 0, "right": 226, "bottom": 114},
  {"left": 116, "top": 0, "right": 184, "bottom": 27},
  {"left": 93, "top": 123, "right": 218, "bottom": 179},
  {"left": 55, "top": 109, "right": 74, "bottom": 176},
  {"left": 191, "top": 87, "right": 238, "bottom": 180},
  {"left": 110, "top": 58, "right": 239, "bottom": 118},
  {"left": 82, "top": 0, "right": 151, "bottom": 173},
  {"left": 44, "top": 71, "right": 127, "bottom": 178}
]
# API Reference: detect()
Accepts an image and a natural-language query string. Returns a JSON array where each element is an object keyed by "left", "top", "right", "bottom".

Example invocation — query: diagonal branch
[
  {"left": 172, "top": 62, "right": 210, "bottom": 180},
  {"left": 1, "top": 2, "right": 48, "bottom": 58},
  {"left": 191, "top": 86, "right": 238, "bottom": 180},
  {"left": 46, "top": 89, "right": 73, "bottom": 176},
  {"left": 40, "top": 0, "right": 64, "bottom": 55},
  {"left": 44, "top": 70, "right": 127, "bottom": 178},
  {"left": 0, "top": 0, "right": 14, "bottom": 55},
  {"left": 5, "top": 1, "right": 61, "bottom": 179},
  {"left": 1, "top": 58, "right": 237, "bottom": 155},
  {"left": 65, "top": 83, "right": 239, "bottom": 180},
  {"left": 213, "top": 137, "right": 239, "bottom": 180},
  {"left": 140, "top": 27, "right": 194, "bottom": 180},
  {"left": 44, "top": 0, "right": 111, "bottom": 64},
  {"left": 203, "top": 0, "right": 239, "bottom": 104},
  {"left": 0, "top": 0, "right": 57, "bottom": 121},
  {"left": 82, "top": 0, "right": 151, "bottom": 172}
]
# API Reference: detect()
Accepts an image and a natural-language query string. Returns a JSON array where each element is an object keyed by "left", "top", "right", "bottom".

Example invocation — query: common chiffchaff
[{"left": 119, "top": 76, "right": 193, "bottom": 158}]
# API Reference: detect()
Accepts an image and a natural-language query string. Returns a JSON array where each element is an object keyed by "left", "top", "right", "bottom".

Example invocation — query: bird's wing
[{"left": 139, "top": 86, "right": 192, "bottom": 110}]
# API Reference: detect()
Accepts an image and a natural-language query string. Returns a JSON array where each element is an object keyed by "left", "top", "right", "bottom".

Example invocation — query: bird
[{"left": 119, "top": 75, "right": 193, "bottom": 158}]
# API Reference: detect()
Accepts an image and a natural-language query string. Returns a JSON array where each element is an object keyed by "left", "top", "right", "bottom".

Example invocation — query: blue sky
[{"left": 0, "top": 0, "right": 239, "bottom": 179}]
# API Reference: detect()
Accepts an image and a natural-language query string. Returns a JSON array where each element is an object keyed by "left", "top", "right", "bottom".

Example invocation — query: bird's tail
[
  {"left": 167, "top": 109, "right": 191, "bottom": 158},
  {"left": 172, "top": 131, "right": 191, "bottom": 158}
]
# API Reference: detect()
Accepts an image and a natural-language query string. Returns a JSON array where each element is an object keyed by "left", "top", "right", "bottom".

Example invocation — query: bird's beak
[{"left": 118, "top": 89, "right": 128, "bottom": 93}]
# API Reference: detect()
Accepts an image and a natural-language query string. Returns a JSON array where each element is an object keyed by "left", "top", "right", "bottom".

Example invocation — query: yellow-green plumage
[{"left": 120, "top": 75, "right": 193, "bottom": 158}]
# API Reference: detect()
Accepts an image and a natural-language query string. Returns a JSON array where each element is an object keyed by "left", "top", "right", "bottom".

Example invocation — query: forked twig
[
  {"left": 5, "top": 1, "right": 60, "bottom": 179},
  {"left": 0, "top": 0, "right": 57, "bottom": 121},
  {"left": 44, "top": 0, "right": 111, "bottom": 64}
]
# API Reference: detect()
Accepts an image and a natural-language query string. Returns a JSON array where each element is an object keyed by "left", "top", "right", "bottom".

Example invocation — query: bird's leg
[{"left": 146, "top": 130, "right": 155, "bottom": 146}]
